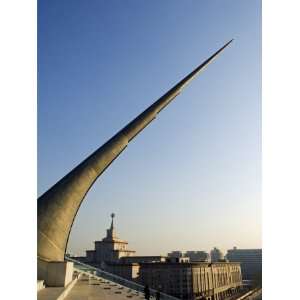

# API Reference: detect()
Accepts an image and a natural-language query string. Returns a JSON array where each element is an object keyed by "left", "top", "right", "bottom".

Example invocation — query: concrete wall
[{"left": 37, "top": 259, "right": 73, "bottom": 287}]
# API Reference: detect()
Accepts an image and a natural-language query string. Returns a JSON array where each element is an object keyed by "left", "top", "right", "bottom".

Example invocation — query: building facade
[
  {"left": 226, "top": 247, "right": 262, "bottom": 282},
  {"left": 139, "top": 261, "right": 242, "bottom": 300},
  {"left": 105, "top": 262, "right": 140, "bottom": 280}
]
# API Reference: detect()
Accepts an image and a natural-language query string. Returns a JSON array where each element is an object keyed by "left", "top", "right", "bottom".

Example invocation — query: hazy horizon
[
  {"left": 65, "top": 213, "right": 261, "bottom": 257},
  {"left": 38, "top": 0, "right": 261, "bottom": 256}
]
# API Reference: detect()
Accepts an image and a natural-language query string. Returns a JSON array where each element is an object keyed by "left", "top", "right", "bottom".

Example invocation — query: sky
[{"left": 38, "top": 0, "right": 261, "bottom": 256}]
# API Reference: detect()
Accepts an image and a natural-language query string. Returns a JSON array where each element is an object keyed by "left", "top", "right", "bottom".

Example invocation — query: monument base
[{"left": 38, "top": 258, "right": 73, "bottom": 287}]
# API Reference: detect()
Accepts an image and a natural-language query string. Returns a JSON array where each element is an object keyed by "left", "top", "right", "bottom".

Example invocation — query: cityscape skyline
[
  {"left": 68, "top": 213, "right": 261, "bottom": 257},
  {"left": 38, "top": 0, "right": 261, "bottom": 256}
]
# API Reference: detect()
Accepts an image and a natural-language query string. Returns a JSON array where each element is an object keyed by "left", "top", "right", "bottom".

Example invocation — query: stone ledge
[{"left": 37, "top": 273, "right": 81, "bottom": 300}]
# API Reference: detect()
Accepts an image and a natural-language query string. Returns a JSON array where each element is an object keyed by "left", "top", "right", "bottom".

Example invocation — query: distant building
[
  {"left": 186, "top": 251, "right": 210, "bottom": 262},
  {"left": 139, "top": 261, "right": 242, "bottom": 300},
  {"left": 167, "top": 250, "right": 209, "bottom": 262},
  {"left": 167, "top": 256, "right": 190, "bottom": 263},
  {"left": 226, "top": 247, "right": 262, "bottom": 281},
  {"left": 120, "top": 256, "right": 166, "bottom": 264},
  {"left": 167, "top": 251, "right": 185, "bottom": 258},
  {"left": 210, "top": 247, "right": 224, "bottom": 262}
]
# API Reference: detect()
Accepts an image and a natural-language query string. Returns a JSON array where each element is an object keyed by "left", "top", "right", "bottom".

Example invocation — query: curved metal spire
[{"left": 38, "top": 40, "right": 233, "bottom": 262}]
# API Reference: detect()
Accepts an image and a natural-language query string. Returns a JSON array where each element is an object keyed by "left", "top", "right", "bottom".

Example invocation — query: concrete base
[
  {"left": 38, "top": 259, "right": 73, "bottom": 287},
  {"left": 37, "top": 280, "right": 45, "bottom": 292}
]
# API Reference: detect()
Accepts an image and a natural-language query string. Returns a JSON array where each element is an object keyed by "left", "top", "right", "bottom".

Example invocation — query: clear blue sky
[{"left": 38, "top": 0, "right": 261, "bottom": 256}]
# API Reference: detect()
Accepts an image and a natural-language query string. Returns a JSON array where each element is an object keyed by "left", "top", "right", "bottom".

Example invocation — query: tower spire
[
  {"left": 110, "top": 213, "right": 115, "bottom": 230},
  {"left": 106, "top": 213, "right": 116, "bottom": 240},
  {"left": 38, "top": 40, "right": 233, "bottom": 263}
]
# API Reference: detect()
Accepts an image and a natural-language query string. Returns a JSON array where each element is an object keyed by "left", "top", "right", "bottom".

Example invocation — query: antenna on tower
[{"left": 111, "top": 213, "right": 115, "bottom": 228}]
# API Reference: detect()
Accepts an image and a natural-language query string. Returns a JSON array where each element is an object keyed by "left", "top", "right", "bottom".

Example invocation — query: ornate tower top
[{"left": 105, "top": 213, "right": 116, "bottom": 240}]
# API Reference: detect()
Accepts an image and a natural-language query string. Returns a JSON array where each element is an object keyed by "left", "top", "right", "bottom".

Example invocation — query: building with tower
[
  {"left": 72, "top": 214, "right": 165, "bottom": 280},
  {"left": 75, "top": 213, "right": 136, "bottom": 267}
]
